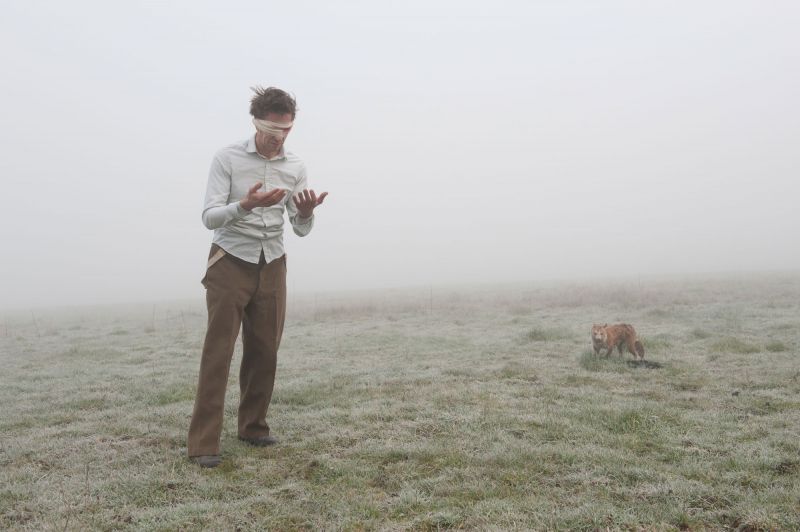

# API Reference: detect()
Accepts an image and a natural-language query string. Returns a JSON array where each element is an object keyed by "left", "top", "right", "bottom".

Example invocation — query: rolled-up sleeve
[
  {"left": 287, "top": 163, "right": 314, "bottom": 237},
  {"left": 201, "top": 153, "right": 249, "bottom": 230}
]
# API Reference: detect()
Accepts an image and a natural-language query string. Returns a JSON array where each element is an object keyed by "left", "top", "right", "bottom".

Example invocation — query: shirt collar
[{"left": 246, "top": 134, "right": 286, "bottom": 161}]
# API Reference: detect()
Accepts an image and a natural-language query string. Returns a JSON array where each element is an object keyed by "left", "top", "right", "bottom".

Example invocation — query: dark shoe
[
  {"left": 191, "top": 455, "right": 222, "bottom": 468},
  {"left": 238, "top": 435, "right": 279, "bottom": 447}
]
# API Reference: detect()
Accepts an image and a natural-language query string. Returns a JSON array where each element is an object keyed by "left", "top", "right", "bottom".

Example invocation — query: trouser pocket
[{"left": 201, "top": 244, "right": 227, "bottom": 288}]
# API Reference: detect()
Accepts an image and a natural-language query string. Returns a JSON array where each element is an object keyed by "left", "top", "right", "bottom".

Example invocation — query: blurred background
[{"left": 1, "top": 0, "right": 798, "bottom": 309}]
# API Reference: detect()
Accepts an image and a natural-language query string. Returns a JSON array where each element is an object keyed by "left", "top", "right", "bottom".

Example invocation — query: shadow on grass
[
  {"left": 626, "top": 360, "right": 664, "bottom": 370},
  {"left": 578, "top": 350, "right": 663, "bottom": 371}
]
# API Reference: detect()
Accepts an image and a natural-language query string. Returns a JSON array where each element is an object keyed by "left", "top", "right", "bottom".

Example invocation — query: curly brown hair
[{"left": 249, "top": 86, "right": 297, "bottom": 119}]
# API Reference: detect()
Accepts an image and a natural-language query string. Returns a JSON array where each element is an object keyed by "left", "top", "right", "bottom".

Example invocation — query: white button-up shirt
[{"left": 202, "top": 135, "right": 314, "bottom": 264}]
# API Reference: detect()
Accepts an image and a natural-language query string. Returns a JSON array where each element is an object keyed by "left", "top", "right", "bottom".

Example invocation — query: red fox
[{"left": 591, "top": 323, "right": 645, "bottom": 360}]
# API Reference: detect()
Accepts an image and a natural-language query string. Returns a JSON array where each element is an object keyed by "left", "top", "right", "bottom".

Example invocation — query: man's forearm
[{"left": 202, "top": 202, "right": 249, "bottom": 230}]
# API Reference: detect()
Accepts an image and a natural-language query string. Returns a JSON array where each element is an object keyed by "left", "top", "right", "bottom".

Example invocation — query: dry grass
[{"left": 1, "top": 273, "right": 799, "bottom": 530}]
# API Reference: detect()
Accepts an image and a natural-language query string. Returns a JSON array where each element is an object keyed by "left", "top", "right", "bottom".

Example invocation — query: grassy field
[{"left": 1, "top": 273, "right": 799, "bottom": 530}]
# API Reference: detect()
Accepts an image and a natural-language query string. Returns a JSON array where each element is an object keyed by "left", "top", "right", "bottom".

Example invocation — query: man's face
[{"left": 255, "top": 112, "right": 293, "bottom": 152}]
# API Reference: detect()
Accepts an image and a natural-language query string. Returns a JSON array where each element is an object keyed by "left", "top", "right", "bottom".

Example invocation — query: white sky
[{"left": 1, "top": 0, "right": 798, "bottom": 309}]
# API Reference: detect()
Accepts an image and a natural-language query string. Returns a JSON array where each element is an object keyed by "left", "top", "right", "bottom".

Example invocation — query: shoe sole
[{"left": 190, "top": 456, "right": 222, "bottom": 468}]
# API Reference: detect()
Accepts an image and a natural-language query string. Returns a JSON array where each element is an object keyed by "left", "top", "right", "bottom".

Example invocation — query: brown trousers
[{"left": 187, "top": 244, "right": 287, "bottom": 457}]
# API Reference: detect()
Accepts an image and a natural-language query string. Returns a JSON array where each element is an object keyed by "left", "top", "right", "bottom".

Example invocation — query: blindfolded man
[{"left": 188, "top": 86, "right": 328, "bottom": 468}]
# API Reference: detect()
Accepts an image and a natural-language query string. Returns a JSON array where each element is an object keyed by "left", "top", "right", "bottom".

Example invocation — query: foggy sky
[{"left": 1, "top": 0, "right": 798, "bottom": 310}]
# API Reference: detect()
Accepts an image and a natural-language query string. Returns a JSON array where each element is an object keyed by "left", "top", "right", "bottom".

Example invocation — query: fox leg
[
  {"left": 625, "top": 338, "right": 637, "bottom": 359},
  {"left": 634, "top": 340, "right": 645, "bottom": 359}
]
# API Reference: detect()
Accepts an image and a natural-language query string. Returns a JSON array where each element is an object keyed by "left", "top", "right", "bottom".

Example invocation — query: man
[{"left": 188, "top": 86, "right": 327, "bottom": 468}]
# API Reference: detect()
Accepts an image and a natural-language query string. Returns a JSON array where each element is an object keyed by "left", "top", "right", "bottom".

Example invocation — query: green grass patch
[
  {"left": 560, "top": 374, "right": 601, "bottom": 387},
  {"left": 711, "top": 337, "right": 760, "bottom": 354},
  {"left": 65, "top": 397, "right": 108, "bottom": 410},
  {"left": 765, "top": 341, "right": 788, "bottom": 352},
  {"left": 522, "top": 327, "right": 572, "bottom": 342},
  {"left": 671, "top": 376, "right": 706, "bottom": 392},
  {"left": 746, "top": 397, "right": 796, "bottom": 416},
  {"left": 495, "top": 362, "right": 538, "bottom": 382},
  {"left": 602, "top": 409, "right": 663, "bottom": 435},
  {"left": 578, "top": 349, "right": 603, "bottom": 371},
  {"left": 640, "top": 334, "right": 672, "bottom": 351},
  {"left": 152, "top": 383, "right": 196, "bottom": 405},
  {"left": 59, "top": 346, "right": 127, "bottom": 361}
]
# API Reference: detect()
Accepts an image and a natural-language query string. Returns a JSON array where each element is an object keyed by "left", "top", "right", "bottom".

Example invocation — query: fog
[{"left": 1, "top": 0, "right": 798, "bottom": 310}]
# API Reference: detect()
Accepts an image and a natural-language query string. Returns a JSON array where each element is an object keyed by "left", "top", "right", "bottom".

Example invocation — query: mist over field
[
  {"left": 2, "top": 2, "right": 799, "bottom": 530},
  {"left": 1, "top": 0, "right": 799, "bottom": 310}
]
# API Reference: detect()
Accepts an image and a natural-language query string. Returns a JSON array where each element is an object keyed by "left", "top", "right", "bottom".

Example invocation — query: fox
[{"left": 591, "top": 323, "right": 645, "bottom": 360}]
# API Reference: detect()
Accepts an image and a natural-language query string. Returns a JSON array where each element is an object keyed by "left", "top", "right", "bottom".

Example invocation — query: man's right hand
[{"left": 239, "top": 182, "right": 287, "bottom": 211}]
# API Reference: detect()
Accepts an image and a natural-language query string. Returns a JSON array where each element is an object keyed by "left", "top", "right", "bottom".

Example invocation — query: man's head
[{"left": 250, "top": 86, "right": 296, "bottom": 154}]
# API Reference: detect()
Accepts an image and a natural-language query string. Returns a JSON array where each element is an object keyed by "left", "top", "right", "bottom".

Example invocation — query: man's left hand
[{"left": 294, "top": 189, "right": 328, "bottom": 219}]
